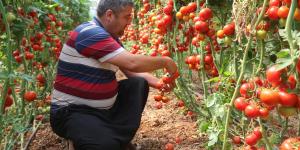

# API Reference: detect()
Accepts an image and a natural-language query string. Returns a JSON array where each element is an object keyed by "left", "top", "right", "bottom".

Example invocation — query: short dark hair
[{"left": 97, "top": 0, "right": 134, "bottom": 17}]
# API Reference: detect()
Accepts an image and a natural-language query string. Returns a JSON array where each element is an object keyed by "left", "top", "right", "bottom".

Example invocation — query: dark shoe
[{"left": 126, "top": 143, "right": 137, "bottom": 150}]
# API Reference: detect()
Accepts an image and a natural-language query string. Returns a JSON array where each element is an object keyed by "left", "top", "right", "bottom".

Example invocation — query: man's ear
[{"left": 105, "top": 9, "right": 114, "bottom": 22}]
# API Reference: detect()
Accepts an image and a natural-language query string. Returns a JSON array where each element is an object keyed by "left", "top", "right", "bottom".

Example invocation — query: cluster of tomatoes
[
  {"left": 232, "top": 127, "right": 264, "bottom": 149},
  {"left": 153, "top": 71, "right": 180, "bottom": 109},
  {"left": 234, "top": 64, "right": 300, "bottom": 121}
]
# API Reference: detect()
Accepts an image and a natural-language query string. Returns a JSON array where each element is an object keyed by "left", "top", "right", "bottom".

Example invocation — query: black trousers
[{"left": 50, "top": 77, "right": 149, "bottom": 150}]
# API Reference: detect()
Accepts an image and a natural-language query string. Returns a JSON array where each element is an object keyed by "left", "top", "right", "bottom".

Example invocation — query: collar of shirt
[{"left": 92, "top": 16, "right": 124, "bottom": 47}]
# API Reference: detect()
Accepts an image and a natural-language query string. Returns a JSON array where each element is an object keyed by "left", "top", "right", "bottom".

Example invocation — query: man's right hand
[{"left": 164, "top": 57, "right": 178, "bottom": 76}]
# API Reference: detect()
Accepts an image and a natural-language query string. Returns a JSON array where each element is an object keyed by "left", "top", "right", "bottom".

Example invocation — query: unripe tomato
[
  {"left": 256, "top": 30, "right": 267, "bottom": 40},
  {"left": 278, "top": 106, "right": 297, "bottom": 117},
  {"left": 217, "top": 30, "right": 225, "bottom": 39}
]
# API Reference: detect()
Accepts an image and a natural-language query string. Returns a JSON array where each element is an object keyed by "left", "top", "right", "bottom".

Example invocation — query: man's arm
[
  {"left": 105, "top": 50, "right": 177, "bottom": 76},
  {"left": 120, "top": 69, "right": 176, "bottom": 92}
]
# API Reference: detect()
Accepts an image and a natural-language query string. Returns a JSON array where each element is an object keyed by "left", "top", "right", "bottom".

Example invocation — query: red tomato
[
  {"left": 4, "top": 95, "right": 13, "bottom": 108},
  {"left": 267, "top": 6, "right": 279, "bottom": 20},
  {"left": 239, "top": 83, "right": 254, "bottom": 98},
  {"left": 288, "top": 75, "right": 296, "bottom": 89},
  {"left": 253, "top": 127, "right": 262, "bottom": 139},
  {"left": 259, "top": 88, "right": 280, "bottom": 106},
  {"left": 234, "top": 97, "right": 249, "bottom": 111},
  {"left": 259, "top": 107, "right": 269, "bottom": 118},
  {"left": 282, "top": 0, "right": 291, "bottom": 5},
  {"left": 245, "top": 134, "right": 259, "bottom": 146},
  {"left": 199, "top": 8, "right": 213, "bottom": 21},
  {"left": 154, "top": 95, "right": 163, "bottom": 101},
  {"left": 223, "top": 24, "right": 235, "bottom": 36},
  {"left": 279, "top": 91, "right": 298, "bottom": 107},
  {"left": 175, "top": 136, "right": 181, "bottom": 144},
  {"left": 194, "top": 21, "right": 209, "bottom": 33},
  {"left": 280, "top": 137, "right": 300, "bottom": 150},
  {"left": 266, "top": 66, "right": 282, "bottom": 86},
  {"left": 165, "top": 143, "right": 174, "bottom": 150},
  {"left": 204, "top": 55, "right": 213, "bottom": 64},
  {"left": 176, "top": 100, "right": 185, "bottom": 107},
  {"left": 277, "top": 6, "right": 289, "bottom": 19},
  {"left": 163, "top": 5, "right": 173, "bottom": 15},
  {"left": 245, "top": 104, "right": 260, "bottom": 118},
  {"left": 155, "top": 101, "right": 162, "bottom": 109},
  {"left": 187, "top": 2, "right": 197, "bottom": 13},
  {"left": 187, "top": 55, "right": 197, "bottom": 65},
  {"left": 269, "top": 0, "right": 281, "bottom": 7},
  {"left": 232, "top": 136, "right": 241, "bottom": 144},
  {"left": 24, "top": 91, "right": 37, "bottom": 102}
]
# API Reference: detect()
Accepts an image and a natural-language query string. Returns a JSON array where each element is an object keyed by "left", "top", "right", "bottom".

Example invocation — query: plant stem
[
  {"left": 221, "top": 0, "right": 268, "bottom": 149},
  {"left": 258, "top": 118, "right": 273, "bottom": 150},
  {"left": 0, "top": 0, "right": 13, "bottom": 115},
  {"left": 255, "top": 40, "right": 265, "bottom": 75}
]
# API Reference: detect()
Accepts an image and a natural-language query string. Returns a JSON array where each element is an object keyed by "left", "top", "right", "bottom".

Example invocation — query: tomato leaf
[
  {"left": 276, "top": 49, "right": 290, "bottom": 58},
  {"left": 275, "top": 57, "right": 293, "bottom": 70},
  {"left": 207, "top": 127, "right": 220, "bottom": 147}
]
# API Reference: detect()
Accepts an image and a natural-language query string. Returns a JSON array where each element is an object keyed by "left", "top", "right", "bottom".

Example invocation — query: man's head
[{"left": 96, "top": 0, "right": 134, "bottom": 38}]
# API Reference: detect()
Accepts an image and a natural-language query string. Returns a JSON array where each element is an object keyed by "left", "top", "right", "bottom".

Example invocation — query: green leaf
[
  {"left": 0, "top": 71, "right": 9, "bottom": 79},
  {"left": 207, "top": 129, "right": 220, "bottom": 147},
  {"left": 206, "top": 93, "right": 223, "bottom": 107},
  {"left": 276, "top": 49, "right": 290, "bottom": 58},
  {"left": 276, "top": 57, "right": 293, "bottom": 70}
]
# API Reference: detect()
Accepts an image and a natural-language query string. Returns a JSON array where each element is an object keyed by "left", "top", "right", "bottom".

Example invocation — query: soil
[{"left": 27, "top": 72, "right": 207, "bottom": 150}]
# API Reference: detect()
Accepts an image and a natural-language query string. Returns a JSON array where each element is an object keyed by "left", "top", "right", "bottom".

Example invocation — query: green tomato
[
  {"left": 224, "top": 36, "right": 232, "bottom": 46},
  {"left": 256, "top": 30, "right": 267, "bottom": 40},
  {"left": 6, "top": 12, "right": 16, "bottom": 23}
]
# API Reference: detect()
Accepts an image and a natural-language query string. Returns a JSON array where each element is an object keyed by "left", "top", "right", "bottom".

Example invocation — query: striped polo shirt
[{"left": 51, "top": 17, "right": 125, "bottom": 109}]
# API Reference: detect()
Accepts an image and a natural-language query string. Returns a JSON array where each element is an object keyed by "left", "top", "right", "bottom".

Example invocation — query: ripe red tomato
[
  {"left": 234, "top": 97, "right": 249, "bottom": 111},
  {"left": 232, "top": 136, "right": 241, "bottom": 144},
  {"left": 194, "top": 21, "right": 209, "bottom": 33},
  {"left": 279, "top": 91, "right": 298, "bottom": 107},
  {"left": 269, "top": 0, "right": 281, "bottom": 7},
  {"left": 277, "top": 6, "right": 289, "bottom": 19},
  {"left": 155, "top": 101, "right": 162, "bottom": 109},
  {"left": 266, "top": 66, "right": 282, "bottom": 85},
  {"left": 259, "top": 107, "right": 269, "bottom": 118},
  {"left": 199, "top": 8, "right": 213, "bottom": 21},
  {"left": 204, "top": 55, "right": 213, "bottom": 64},
  {"left": 175, "top": 136, "right": 181, "bottom": 144},
  {"left": 187, "top": 55, "right": 197, "bottom": 65},
  {"left": 35, "top": 114, "right": 44, "bottom": 121},
  {"left": 282, "top": 0, "right": 291, "bottom": 5},
  {"left": 4, "top": 95, "right": 13, "bottom": 108},
  {"left": 165, "top": 143, "right": 174, "bottom": 150},
  {"left": 253, "top": 127, "right": 262, "bottom": 139},
  {"left": 163, "top": 5, "right": 173, "bottom": 15},
  {"left": 245, "top": 134, "right": 259, "bottom": 146},
  {"left": 154, "top": 95, "right": 163, "bottom": 101},
  {"left": 24, "top": 91, "right": 37, "bottom": 102},
  {"left": 187, "top": 2, "right": 197, "bottom": 13},
  {"left": 179, "top": 6, "right": 189, "bottom": 15},
  {"left": 267, "top": 6, "right": 279, "bottom": 20},
  {"left": 245, "top": 104, "right": 260, "bottom": 118},
  {"left": 223, "top": 24, "right": 235, "bottom": 36},
  {"left": 176, "top": 100, "right": 185, "bottom": 107},
  {"left": 280, "top": 137, "right": 300, "bottom": 150},
  {"left": 259, "top": 88, "right": 280, "bottom": 106},
  {"left": 239, "top": 83, "right": 254, "bottom": 98}
]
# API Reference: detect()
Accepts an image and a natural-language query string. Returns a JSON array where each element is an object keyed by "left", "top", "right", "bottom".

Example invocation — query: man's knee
[
  {"left": 72, "top": 138, "right": 122, "bottom": 150},
  {"left": 129, "top": 77, "right": 149, "bottom": 91}
]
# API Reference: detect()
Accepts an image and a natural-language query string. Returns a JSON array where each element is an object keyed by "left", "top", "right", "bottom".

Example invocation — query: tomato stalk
[
  {"left": 255, "top": 40, "right": 265, "bottom": 75},
  {"left": 258, "top": 118, "right": 273, "bottom": 150},
  {"left": 280, "top": 117, "right": 289, "bottom": 139},
  {"left": 285, "top": 0, "right": 300, "bottom": 90},
  {"left": 221, "top": 0, "right": 268, "bottom": 149},
  {"left": 0, "top": 0, "right": 13, "bottom": 115},
  {"left": 233, "top": 43, "right": 239, "bottom": 80},
  {"left": 209, "top": 39, "right": 220, "bottom": 72}
]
